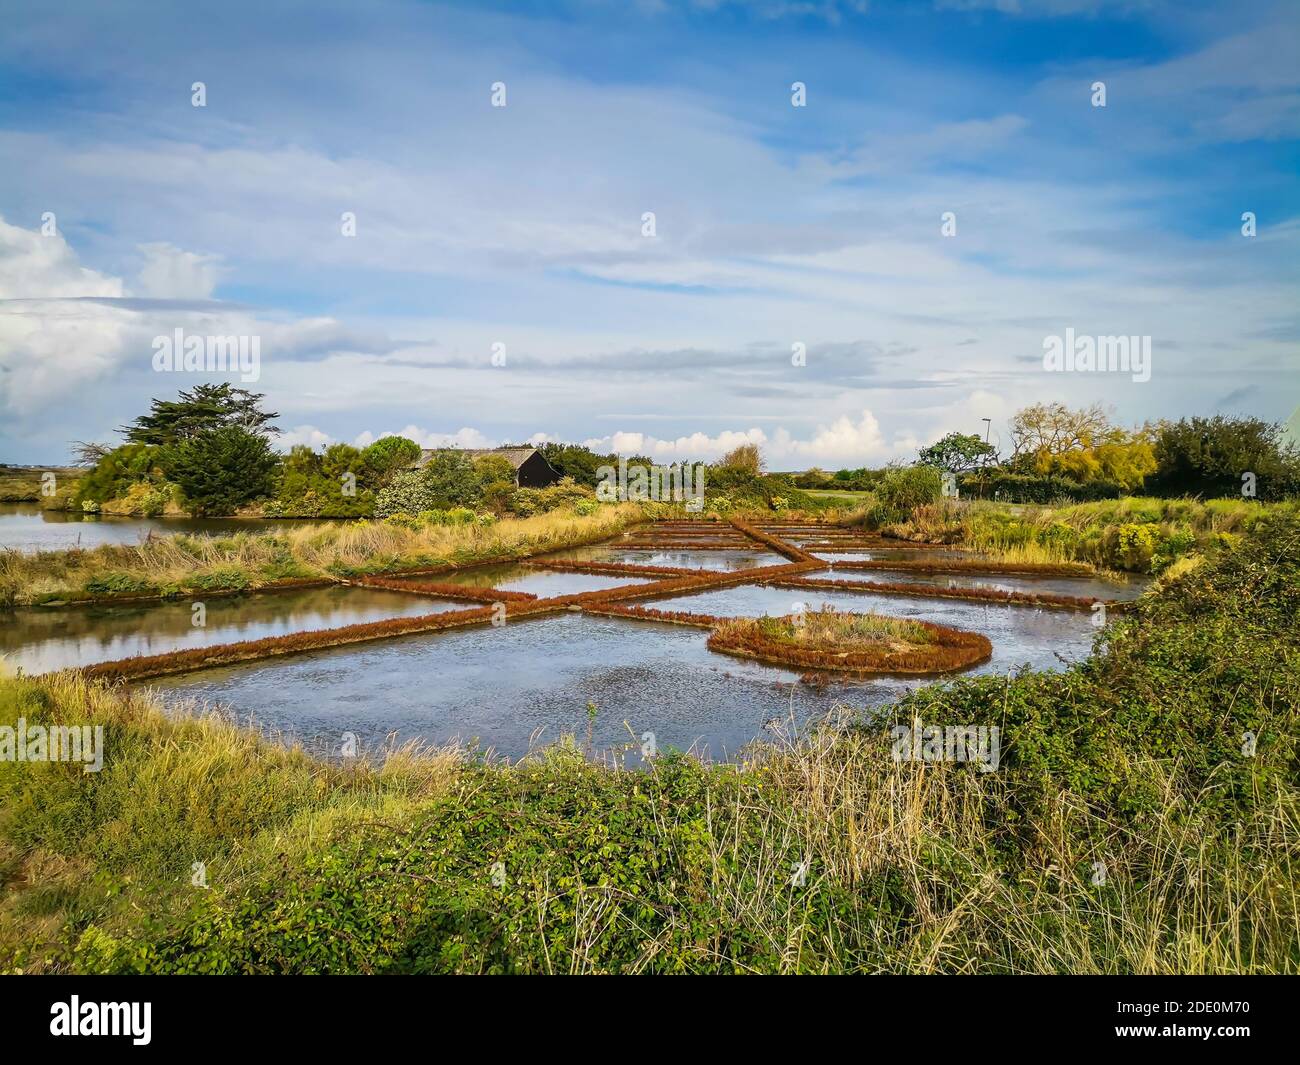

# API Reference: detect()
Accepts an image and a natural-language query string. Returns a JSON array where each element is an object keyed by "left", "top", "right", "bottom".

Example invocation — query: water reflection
[{"left": 0, "top": 585, "right": 457, "bottom": 673}]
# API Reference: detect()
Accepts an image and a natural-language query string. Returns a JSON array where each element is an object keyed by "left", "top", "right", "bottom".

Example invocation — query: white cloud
[
  {"left": 0, "top": 217, "right": 129, "bottom": 411},
  {"left": 277, "top": 424, "right": 335, "bottom": 451},
  {"left": 135, "top": 242, "right": 222, "bottom": 299},
  {"left": 581, "top": 411, "right": 917, "bottom": 466},
  {"left": 353, "top": 425, "right": 496, "bottom": 451},
  {"left": 0, "top": 217, "right": 123, "bottom": 299}
]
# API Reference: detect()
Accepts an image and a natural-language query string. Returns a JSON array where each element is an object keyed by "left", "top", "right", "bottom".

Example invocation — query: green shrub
[
  {"left": 72, "top": 444, "right": 163, "bottom": 507},
  {"left": 511, "top": 477, "right": 590, "bottom": 517},
  {"left": 1116, "top": 523, "right": 1160, "bottom": 571},
  {"left": 162, "top": 426, "right": 279, "bottom": 516},
  {"left": 962, "top": 471, "right": 1124, "bottom": 504},
  {"left": 265, "top": 443, "right": 375, "bottom": 518},
  {"left": 376, "top": 471, "right": 440, "bottom": 518}
]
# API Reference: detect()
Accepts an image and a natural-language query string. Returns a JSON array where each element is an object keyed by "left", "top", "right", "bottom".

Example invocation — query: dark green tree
[
  {"left": 164, "top": 425, "right": 280, "bottom": 514},
  {"left": 918, "top": 432, "right": 997, "bottom": 474},
  {"left": 122, "top": 384, "right": 279, "bottom": 446},
  {"left": 1150, "top": 416, "right": 1300, "bottom": 500},
  {"left": 361, "top": 436, "right": 421, "bottom": 484},
  {"left": 419, "top": 450, "right": 482, "bottom": 507}
]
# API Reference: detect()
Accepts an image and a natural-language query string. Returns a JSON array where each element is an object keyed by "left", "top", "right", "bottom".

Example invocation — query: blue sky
[{"left": 0, "top": 0, "right": 1296, "bottom": 464}]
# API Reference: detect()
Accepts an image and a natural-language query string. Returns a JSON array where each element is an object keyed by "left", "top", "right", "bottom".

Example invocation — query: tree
[
  {"left": 918, "top": 432, "right": 997, "bottom": 474},
  {"left": 1149, "top": 416, "right": 1300, "bottom": 500},
  {"left": 122, "top": 384, "right": 279, "bottom": 446},
  {"left": 418, "top": 450, "right": 481, "bottom": 508},
  {"left": 164, "top": 426, "right": 279, "bottom": 514},
  {"left": 718, "top": 443, "right": 764, "bottom": 477},
  {"left": 1009, "top": 402, "right": 1111, "bottom": 466},
  {"left": 473, "top": 454, "right": 517, "bottom": 488},
  {"left": 361, "top": 436, "right": 421, "bottom": 484},
  {"left": 69, "top": 440, "right": 113, "bottom": 467},
  {"left": 72, "top": 443, "right": 162, "bottom": 507},
  {"left": 533, "top": 442, "right": 655, "bottom": 488},
  {"left": 1007, "top": 403, "right": 1155, "bottom": 490}
]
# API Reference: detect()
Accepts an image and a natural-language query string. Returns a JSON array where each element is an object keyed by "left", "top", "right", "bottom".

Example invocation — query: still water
[
  {"left": 0, "top": 585, "right": 457, "bottom": 674},
  {"left": 0, "top": 502, "right": 320, "bottom": 553},
  {"left": 2, "top": 539, "right": 1127, "bottom": 764},
  {"left": 141, "top": 585, "right": 1104, "bottom": 763}
]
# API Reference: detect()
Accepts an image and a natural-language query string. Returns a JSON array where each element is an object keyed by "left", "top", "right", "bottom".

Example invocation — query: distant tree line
[{"left": 794, "top": 403, "right": 1300, "bottom": 504}]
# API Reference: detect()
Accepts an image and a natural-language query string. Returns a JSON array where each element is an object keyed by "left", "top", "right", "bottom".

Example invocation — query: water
[
  {"left": 141, "top": 579, "right": 1106, "bottom": 764},
  {"left": 0, "top": 502, "right": 330, "bottom": 554},
  {"left": 645, "top": 583, "right": 1100, "bottom": 677},
  {"left": 0, "top": 585, "right": 459, "bottom": 673},
  {"left": 423, "top": 563, "right": 652, "bottom": 598},
  {"left": 541, "top": 545, "right": 785, "bottom": 571},
  {"left": 811, "top": 567, "right": 1144, "bottom": 602},
  {"left": 145, "top": 612, "right": 939, "bottom": 764},
  {"left": 5, "top": 538, "right": 1124, "bottom": 763}
]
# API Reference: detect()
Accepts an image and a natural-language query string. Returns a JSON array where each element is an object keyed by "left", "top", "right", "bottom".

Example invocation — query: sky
[{"left": 0, "top": 0, "right": 1297, "bottom": 467}]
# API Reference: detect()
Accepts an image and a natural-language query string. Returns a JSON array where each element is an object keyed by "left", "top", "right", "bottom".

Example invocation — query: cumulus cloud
[
  {"left": 2, "top": 1, "right": 1298, "bottom": 458},
  {"left": 135, "top": 242, "right": 222, "bottom": 299},
  {"left": 0, "top": 217, "right": 408, "bottom": 419},
  {"left": 277, "top": 424, "right": 336, "bottom": 451},
  {"left": 0, "top": 217, "right": 129, "bottom": 411},
  {"left": 286, "top": 412, "right": 912, "bottom": 468},
  {"left": 352, "top": 425, "right": 496, "bottom": 450},
  {"left": 0, "top": 217, "right": 123, "bottom": 300},
  {"left": 582, "top": 410, "right": 916, "bottom": 466}
]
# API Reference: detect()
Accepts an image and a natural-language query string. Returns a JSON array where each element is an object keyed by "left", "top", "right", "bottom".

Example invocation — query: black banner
[{"left": 1, "top": 975, "right": 1286, "bottom": 1051}]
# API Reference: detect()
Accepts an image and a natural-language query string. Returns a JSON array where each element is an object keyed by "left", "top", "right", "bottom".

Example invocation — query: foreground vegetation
[
  {"left": 1, "top": 511, "right": 1295, "bottom": 974},
  {"left": 0, "top": 505, "right": 641, "bottom": 607}
]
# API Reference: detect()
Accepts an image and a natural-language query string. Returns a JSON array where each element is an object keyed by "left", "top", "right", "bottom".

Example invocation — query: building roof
[{"left": 411, "top": 446, "right": 540, "bottom": 470}]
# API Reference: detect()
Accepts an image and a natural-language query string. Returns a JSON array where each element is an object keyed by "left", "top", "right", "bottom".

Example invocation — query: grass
[
  {"left": 749, "top": 608, "right": 935, "bottom": 649},
  {"left": 803, "top": 488, "right": 873, "bottom": 506},
  {"left": 0, "top": 465, "right": 82, "bottom": 507},
  {"left": 0, "top": 510, "right": 1296, "bottom": 973},
  {"left": 874, "top": 496, "right": 1298, "bottom": 573},
  {"left": 708, "top": 608, "right": 990, "bottom": 674},
  {"left": 0, "top": 504, "right": 643, "bottom": 607}
]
